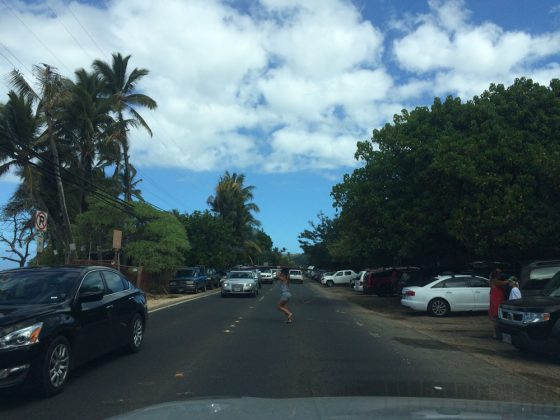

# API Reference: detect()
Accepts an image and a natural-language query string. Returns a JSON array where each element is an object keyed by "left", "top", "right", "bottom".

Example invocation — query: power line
[
  {"left": 46, "top": 4, "right": 93, "bottom": 62},
  {"left": 0, "top": 0, "right": 72, "bottom": 74},
  {"left": 65, "top": 2, "right": 107, "bottom": 58}
]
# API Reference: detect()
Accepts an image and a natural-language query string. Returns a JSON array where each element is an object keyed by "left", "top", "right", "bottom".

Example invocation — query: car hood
[
  {"left": 109, "top": 396, "right": 560, "bottom": 419},
  {"left": 502, "top": 296, "right": 560, "bottom": 312},
  {"left": 0, "top": 303, "right": 61, "bottom": 327}
]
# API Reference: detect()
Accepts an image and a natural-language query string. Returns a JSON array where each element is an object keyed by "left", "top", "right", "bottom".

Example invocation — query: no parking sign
[{"left": 35, "top": 211, "right": 48, "bottom": 232}]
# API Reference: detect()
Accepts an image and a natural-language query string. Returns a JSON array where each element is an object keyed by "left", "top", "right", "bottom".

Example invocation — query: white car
[
  {"left": 353, "top": 271, "right": 368, "bottom": 292},
  {"left": 260, "top": 269, "right": 274, "bottom": 284},
  {"left": 401, "top": 275, "right": 490, "bottom": 317},
  {"left": 221, "top": 271, "right": 259, "bottom": 297},
  {"left": 289, "top": 269, "right": 304, "bottom": 284},
  {"left": 322, "top": 270, "right": 358, "bottom": 287}
]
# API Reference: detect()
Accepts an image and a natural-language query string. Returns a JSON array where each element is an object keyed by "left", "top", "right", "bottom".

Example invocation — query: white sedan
[{"left": 401, "top": 275, "right": 489, "bottom": 317}]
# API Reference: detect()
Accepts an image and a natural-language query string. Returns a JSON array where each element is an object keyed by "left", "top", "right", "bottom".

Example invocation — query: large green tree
[{"left": 328, "top": 78, "right": 560, "bottom": 268}]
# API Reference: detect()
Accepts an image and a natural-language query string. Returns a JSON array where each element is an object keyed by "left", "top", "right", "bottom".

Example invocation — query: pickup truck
[
  {"left": 498, "top": 271, "right": 560, "bottom": 354},
  {"left": 321, "top": 270, "right": 357, "bottom": 287},
  {"left": 169, "top": 267, "right": 208, "bottom": 294}
]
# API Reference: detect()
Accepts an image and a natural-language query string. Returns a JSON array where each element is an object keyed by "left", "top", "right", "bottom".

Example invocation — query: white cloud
[
  {"left": 1, "top": 0, "right": 560, "bottom": 175},
  {"left": 393, "top": 0, "right": 560, "bottom": 99}
]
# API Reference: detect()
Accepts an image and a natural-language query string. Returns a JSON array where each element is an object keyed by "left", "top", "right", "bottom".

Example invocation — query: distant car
[
  {"left": 169, "top": 267, "right": 207, "bottom": 294},
  {"left": 0, "top": 266, "right": 147, "bottom": 395},
  {"left": 364, "top": 267, "right": 419, "bottom": 296},
  {"left": 205, "top": 267, "right": 221, "bottom": 289},
  {"left": 221, "top": 271, "right": 259, "bottom": 297},
  {"left": 353, "top": 271, "right": 368, "bottom": 292},
  {"left": 321, "top": 270, "right": 357, "bottom": 287},
  {"left": 260, "top": 269, "right": 274, "bottom": 284},
  {"left": 401, "top": 275, "right": 490, "bottom": 317},
  {"left": 289, "top": 269, "right": 304, "bottom": 284}
]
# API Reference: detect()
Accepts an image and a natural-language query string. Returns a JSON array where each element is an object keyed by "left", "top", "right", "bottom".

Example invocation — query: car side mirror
[{"left": 78, "top": 290, "right": 104, "bottom": 303}]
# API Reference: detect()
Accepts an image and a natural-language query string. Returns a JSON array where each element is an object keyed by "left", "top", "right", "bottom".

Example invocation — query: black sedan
[{"left": 0, "top": 266, "right": 147, "bottom": 396}]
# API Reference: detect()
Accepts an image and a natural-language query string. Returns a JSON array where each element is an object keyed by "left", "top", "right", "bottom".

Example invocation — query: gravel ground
[{"left": 317, "top": 283, "right": 560, "bottom": 399}]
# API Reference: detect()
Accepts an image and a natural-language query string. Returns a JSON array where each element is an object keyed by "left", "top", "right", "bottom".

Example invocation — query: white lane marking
[
  {"left": 224, "top": 329, "right": 231, "bottom": 333},
  {"left": 369, "top": 332, "right": 380, "bottom": 338},
  {"left": 148, "top": 290, "right": 220, "bottom": 313},
  {"left": 258, "top": 296, "right": 264, "bottom": 302},
  {"left": 355, "top": 321, "right": 364, "bottom": 327}
]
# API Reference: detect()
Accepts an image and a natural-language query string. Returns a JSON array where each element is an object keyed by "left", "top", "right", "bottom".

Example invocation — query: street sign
[
  {"left": 35, "top": 211, "right": 48, "bottom": 232},
  {"left": 113, "top": 230, "right": 122, "bottom": 250}
]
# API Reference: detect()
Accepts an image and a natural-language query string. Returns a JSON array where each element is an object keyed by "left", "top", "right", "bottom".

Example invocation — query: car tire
[
  {"left": 125, "top": 313, "right": 144, "bottom": 354},
  {"left": 428, "top": 298, "right": 450, "bottom": 317},
  {"left": 41, "top": 336, "right": 71, "bottom": 397},
  {"left": 327, "top": 280, "right": 334, "bottom": 287}
]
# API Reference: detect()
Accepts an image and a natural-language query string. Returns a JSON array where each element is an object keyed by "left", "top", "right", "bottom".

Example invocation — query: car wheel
[
  {"left": 41, "top": 336, "right": 71, "bottom": 396},
  {"left": 428, "top": 298, "right": 450, "bottom": 317},
  {"left": 126, "top": 313, "right": 145, "bottom": 354},
  {"left": 327, "top": 280, "right": 334, "bottom": 287}
]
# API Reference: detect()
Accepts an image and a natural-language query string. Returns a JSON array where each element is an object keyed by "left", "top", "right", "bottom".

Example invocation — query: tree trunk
[
  {"left": 118, "top": 111, "right": 132, "bottom": 202},
  {"left": 46, "top": 109, "right": 75, "bottom": 260}
]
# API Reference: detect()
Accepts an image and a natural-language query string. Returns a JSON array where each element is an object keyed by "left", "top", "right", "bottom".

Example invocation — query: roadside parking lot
[{"left": 317, "top": 283, "right": 560, "bottom": 398}]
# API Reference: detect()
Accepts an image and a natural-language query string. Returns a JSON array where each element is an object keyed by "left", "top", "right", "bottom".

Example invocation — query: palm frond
[
  {"left": 8, "top": 69, "right": 39, "bottom": 103},
  {"left": 129, "top": 107, "right": 153, "bottom": 137},
  {"left": 125, "top": 93, "right": 157, "bottom": 110}
]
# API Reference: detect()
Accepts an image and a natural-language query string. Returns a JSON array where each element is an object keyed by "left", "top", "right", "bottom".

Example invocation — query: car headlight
[
  {"left": 223, "top": 283, "right": 229, "bottom": 287},
  {"left": 0, "top": 323, "right": 43, "bottom": 349},
  {"left": 523, "top": 312, "right": 550, "bottom": 324},
  {"left": 246, "top": 282, "right": 253, "bottom": 287}
]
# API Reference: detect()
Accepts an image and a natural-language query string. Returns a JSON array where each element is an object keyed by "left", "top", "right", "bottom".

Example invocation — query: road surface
[{"left": 0, "top": 282, "right": 555, "bottom": 419}]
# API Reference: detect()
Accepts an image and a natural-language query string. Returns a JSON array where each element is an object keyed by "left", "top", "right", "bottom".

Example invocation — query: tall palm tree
[
  {"left": 60, "top": 68, "right": 114, "bottom": 212},
  {"left": 208, "top": 171, "right": 261, "bottom": 261},
  {"left": 92, "top": 53, "right": 157, "bottom": 201},
  {"left": 8, "top": 65, "right": 76, "bottom": 254}
]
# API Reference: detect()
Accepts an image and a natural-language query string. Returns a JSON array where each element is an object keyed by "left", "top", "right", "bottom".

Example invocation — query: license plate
[{"left": 502, "top": 333, "right": 512, "bottom": 344}]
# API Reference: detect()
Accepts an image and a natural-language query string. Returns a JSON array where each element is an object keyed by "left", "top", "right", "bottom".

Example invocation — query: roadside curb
[{"left": 148, "top": 289, "right": 220, "bottom": 313}]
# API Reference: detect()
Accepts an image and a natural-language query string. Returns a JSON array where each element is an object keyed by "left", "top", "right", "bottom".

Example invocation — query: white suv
[
  {"left": 289, "top": 269, "right": 304, "bottom": 284},
  {"left": 322, "top": 270, "right": 358, "bottom": 287}
]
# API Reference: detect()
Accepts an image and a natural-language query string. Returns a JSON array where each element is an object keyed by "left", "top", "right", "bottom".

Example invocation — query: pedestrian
[
  {"left": 508, "top": 276, "right": 522, "bottom": 300},
  {"left": 277, "top": 267, "right": 293, "bottom": 323},
  {"left": 489, "top": 269, "right": 512, "bottom": 339}
]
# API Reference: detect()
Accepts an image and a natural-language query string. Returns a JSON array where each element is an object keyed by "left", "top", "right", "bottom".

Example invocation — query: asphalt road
[{"left": 1, "top": 282, "right": 556, "bottom": 419}]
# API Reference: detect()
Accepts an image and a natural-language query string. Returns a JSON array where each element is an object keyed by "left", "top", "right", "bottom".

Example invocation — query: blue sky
[{"left": 1, "top": 0, "right": 560, "bottom": 267}]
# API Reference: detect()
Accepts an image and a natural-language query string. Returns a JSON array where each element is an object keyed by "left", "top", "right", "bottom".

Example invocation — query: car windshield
[
  {"left": 0, "top": 271, "right": 80, "bottom": 305},
  {"left": 524, "top": 266, "right": 560, "bottom": 290},
  {"left": 228, "top": 272, "right": 252, "bottom": 279},
  {"left": 175, "top": 269, "right": 198, "bottom": 278},
  {"left": 543, "top": 273, "right": 560, "bottom": 297}
]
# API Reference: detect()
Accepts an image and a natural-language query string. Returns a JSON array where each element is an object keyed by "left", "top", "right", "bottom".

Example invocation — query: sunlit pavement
[{"left": 1, "top": 282, "right": 558, "bottom": 420}]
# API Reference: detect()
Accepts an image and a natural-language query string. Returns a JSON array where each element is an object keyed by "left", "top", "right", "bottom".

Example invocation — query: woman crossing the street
[{"left": 277, "top": 267, "right": 293, "bottom": 323}]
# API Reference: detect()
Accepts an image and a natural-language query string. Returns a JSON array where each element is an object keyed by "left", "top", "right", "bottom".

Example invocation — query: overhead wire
[
  {"left": 46, "top": 4, "right": 93, "bottom": 62},
  {"left": 65, "top": 2, "right": 108, "bottom": 58}
]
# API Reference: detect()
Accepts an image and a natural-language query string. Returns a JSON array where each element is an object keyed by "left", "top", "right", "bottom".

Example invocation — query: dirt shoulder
[
  {"left": 146, "top": 289, "right": 220, "bottom": 311},
  {"left": 315, "top": 283, "right": 560, "bottom": 398}
]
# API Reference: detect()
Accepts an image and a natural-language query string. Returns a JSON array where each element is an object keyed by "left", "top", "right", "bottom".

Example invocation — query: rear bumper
[{"left": 401, "top": 298, "right": 426, "bottom": 312}]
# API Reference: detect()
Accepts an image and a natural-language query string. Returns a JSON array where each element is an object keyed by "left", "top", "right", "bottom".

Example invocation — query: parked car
[
  {"left": 205, "top": 267, "right": 221, "bottom": 289},
  {"left": 321, "top": 270, "right": 357, "bottom": 287},
  {"left": 289, "top": 269, "right": 304, "bottom": 284},
  {"left": 519, "top": 260, "right": 560, "bottom": 297},
  {"left": 396, "top": 269, "right": 437, "bottom": 295},
  {"left": 221, "top": 271, "right": 259, "bottom": 297},
  {"left": 169, "top": 267, "right": 207, "bottom": 294},
  {"left": 320, "top": 271, "right": 333, "bottom": 283},
  {"left": 260, "top": 269, "right": 274, "bottom": 284},
  {"left": 498, "top": 271, "right": 560, "bottom": 354},
  {"left": 401, "top": 274, "right": 490, "bottom": 317},
  {"left": 363, "top": 267, "right": 419, "bottom": 296},
  {"left": 0, "top": 266, "right": 147, "bottom": 395},
  {"left": 353, "top": 271, "right": 368, "bottom": 292}
]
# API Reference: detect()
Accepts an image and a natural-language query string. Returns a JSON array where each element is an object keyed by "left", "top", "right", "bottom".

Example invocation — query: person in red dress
[{"left": 489, "top": 269, "right": 512, "bottom": 339}]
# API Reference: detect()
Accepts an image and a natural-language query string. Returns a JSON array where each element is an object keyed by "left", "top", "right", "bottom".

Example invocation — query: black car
[
  {"left": 498, "top": 271, "right": 560, "bottom": 354},
  {"left": 0, "top": 266, "right": 147, "bottom": 395}
]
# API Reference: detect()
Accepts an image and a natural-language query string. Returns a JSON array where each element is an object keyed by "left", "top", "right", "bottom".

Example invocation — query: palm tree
[
  {"left": 8, "top": 66, "right": 76, "bottom": 254},
  {"left": 92, "top": 53, "right": 157, "bottom": 201},
  {"left": 208, "top": 171, "right": 261, "bottom": 261},
  {"left": 60, "top": 68, "right": 114, "bottom": 212}
]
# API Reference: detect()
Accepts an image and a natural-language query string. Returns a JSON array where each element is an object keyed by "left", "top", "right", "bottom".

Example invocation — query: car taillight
[{"left": 405, "top": 290, "right": 415, "bottom": 297}]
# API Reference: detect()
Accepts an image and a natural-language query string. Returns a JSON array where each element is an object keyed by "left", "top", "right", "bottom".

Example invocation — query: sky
[{"left": 1, "top": 0, "right": 560, "bottom": 266}]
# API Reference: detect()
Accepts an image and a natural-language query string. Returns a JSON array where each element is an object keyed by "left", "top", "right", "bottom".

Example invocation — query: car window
[
  {"left": 104, "top": 271, "right": 127, "bottom": 294},
  {"left": 344, "top": 271, "right": 351, "bottom": 275},
  {"left": 524, "top": 266, "right": 560, "bottom": 290},
  {"left": 469, "top": 277, "right": 489, "bottom": 287},
  {"left": 335, "top": 272, "right": 343, "bottom": 276},
  {"left": 442, "top": 277, "right": 469, "bottom": 288},
  {"left": 0, "top": 270, "right": 79, "bottom": 304},
  {"left": 431, "top": 279, "right": 446, "bottom": 288},
  {"left": 80, "top": 271, "right": 105, "bottom": 294}
]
